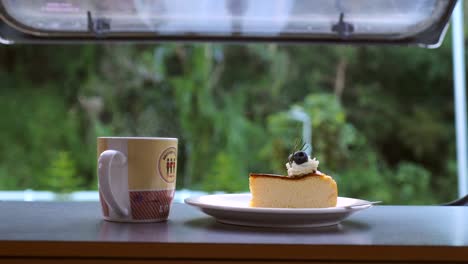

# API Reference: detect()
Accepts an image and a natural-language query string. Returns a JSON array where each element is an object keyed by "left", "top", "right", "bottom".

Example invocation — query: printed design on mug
[
  {"left": 158, "top": 147, "right": 177, "bottom": 183},
  {"left": 130, "top": 190, "right": 174, "bottom": 220}
]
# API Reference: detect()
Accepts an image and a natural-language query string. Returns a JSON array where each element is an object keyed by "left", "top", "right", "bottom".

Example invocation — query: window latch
[
  {"left": 332, "top": 12, "right": 354, "bottom": 38},
  {"left": 87, "top": 11, "right": 111, "bottom": 37}
]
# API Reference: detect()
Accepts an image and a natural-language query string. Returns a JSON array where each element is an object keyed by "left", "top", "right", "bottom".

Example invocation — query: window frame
[{"left": 0, "top": 0, "right": 458, "bottom": 48}]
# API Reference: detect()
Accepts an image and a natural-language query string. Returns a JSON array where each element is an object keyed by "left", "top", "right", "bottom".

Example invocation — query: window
[
  {"left": 0, "top": 0, "right": 457, "bottom": 47},
  {"left": 0, "top": 41, "right": 459, "bottom": 204},
  {"left": 0, "top": 0, "right": 461, "bottom": 205}
]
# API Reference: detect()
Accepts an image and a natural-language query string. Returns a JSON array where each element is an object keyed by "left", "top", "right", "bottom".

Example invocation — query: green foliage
[
  {"left": 267, "top": 93, "right": 356, "bottom": 173},
  {"left": 266, "top": 91, "right": 451, "bottom": 204},
  {"left": 393, "top": 162, "right": 434, "bottom": 204},
  {"left": 44, "top": 151, "right": 83, "bottom": 194},
  {"left": 201, "top": 152, "right": 247, "bottom": 193},
  {"left": 0, "top": 88, "right": 93, "bottom": 191}
]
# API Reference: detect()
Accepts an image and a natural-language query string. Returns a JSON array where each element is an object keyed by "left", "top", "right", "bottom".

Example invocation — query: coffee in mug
[{"left": 97, "top": 137, "right": 177, "bottom": 222}]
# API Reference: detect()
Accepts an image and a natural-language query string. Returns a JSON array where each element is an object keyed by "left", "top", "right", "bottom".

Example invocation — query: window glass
[
  {"left": 1, "top": 0, "right": 450, "bottom": 39},
  {"left": 0, "top": 42, "right": 458, "bottom": 205}
]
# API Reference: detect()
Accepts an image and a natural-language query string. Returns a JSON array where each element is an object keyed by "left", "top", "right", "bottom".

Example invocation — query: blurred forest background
[{"left": 0, "top": 36, "right": 459, "bottom": 204}]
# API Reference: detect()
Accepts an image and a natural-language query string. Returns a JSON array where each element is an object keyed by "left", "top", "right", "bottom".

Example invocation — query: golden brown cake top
[{"left": 249, "top": 171, "right": 325, "bottom": 180}]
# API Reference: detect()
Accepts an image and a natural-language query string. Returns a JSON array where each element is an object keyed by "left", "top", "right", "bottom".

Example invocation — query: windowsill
[
  {"left": 0, "top": 189, "right": 211, "bottom": 202},
  {"left": 1, "top": 201, "right": 468, "bottom": 263}
]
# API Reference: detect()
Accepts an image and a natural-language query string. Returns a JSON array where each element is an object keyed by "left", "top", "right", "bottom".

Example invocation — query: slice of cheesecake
[{"left": 249, "top": 172, "right": 338, "bottom": 208}]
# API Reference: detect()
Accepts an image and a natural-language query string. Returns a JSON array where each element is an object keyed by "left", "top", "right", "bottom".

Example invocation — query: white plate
[{"left": 184, "top": 193, "right": 373, "bottom": 228}]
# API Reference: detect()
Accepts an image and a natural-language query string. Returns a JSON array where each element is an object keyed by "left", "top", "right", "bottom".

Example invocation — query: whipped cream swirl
[{"left": 285, "top": 157, "right": 319, "bottom": 177}]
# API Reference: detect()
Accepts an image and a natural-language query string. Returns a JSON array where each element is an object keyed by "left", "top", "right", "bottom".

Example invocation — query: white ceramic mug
[{"left": 97, "top": 137, "right": 178, "bottom": 222}]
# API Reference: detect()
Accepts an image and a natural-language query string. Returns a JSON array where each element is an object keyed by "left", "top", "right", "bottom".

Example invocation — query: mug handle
[{"left": 98, "top": 150, "right": 129, "bottom": 216}]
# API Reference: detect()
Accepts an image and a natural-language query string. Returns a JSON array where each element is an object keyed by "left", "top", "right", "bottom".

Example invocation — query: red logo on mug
[{"left": 158, "top": 147, "right": 177, "bottom": 183}]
